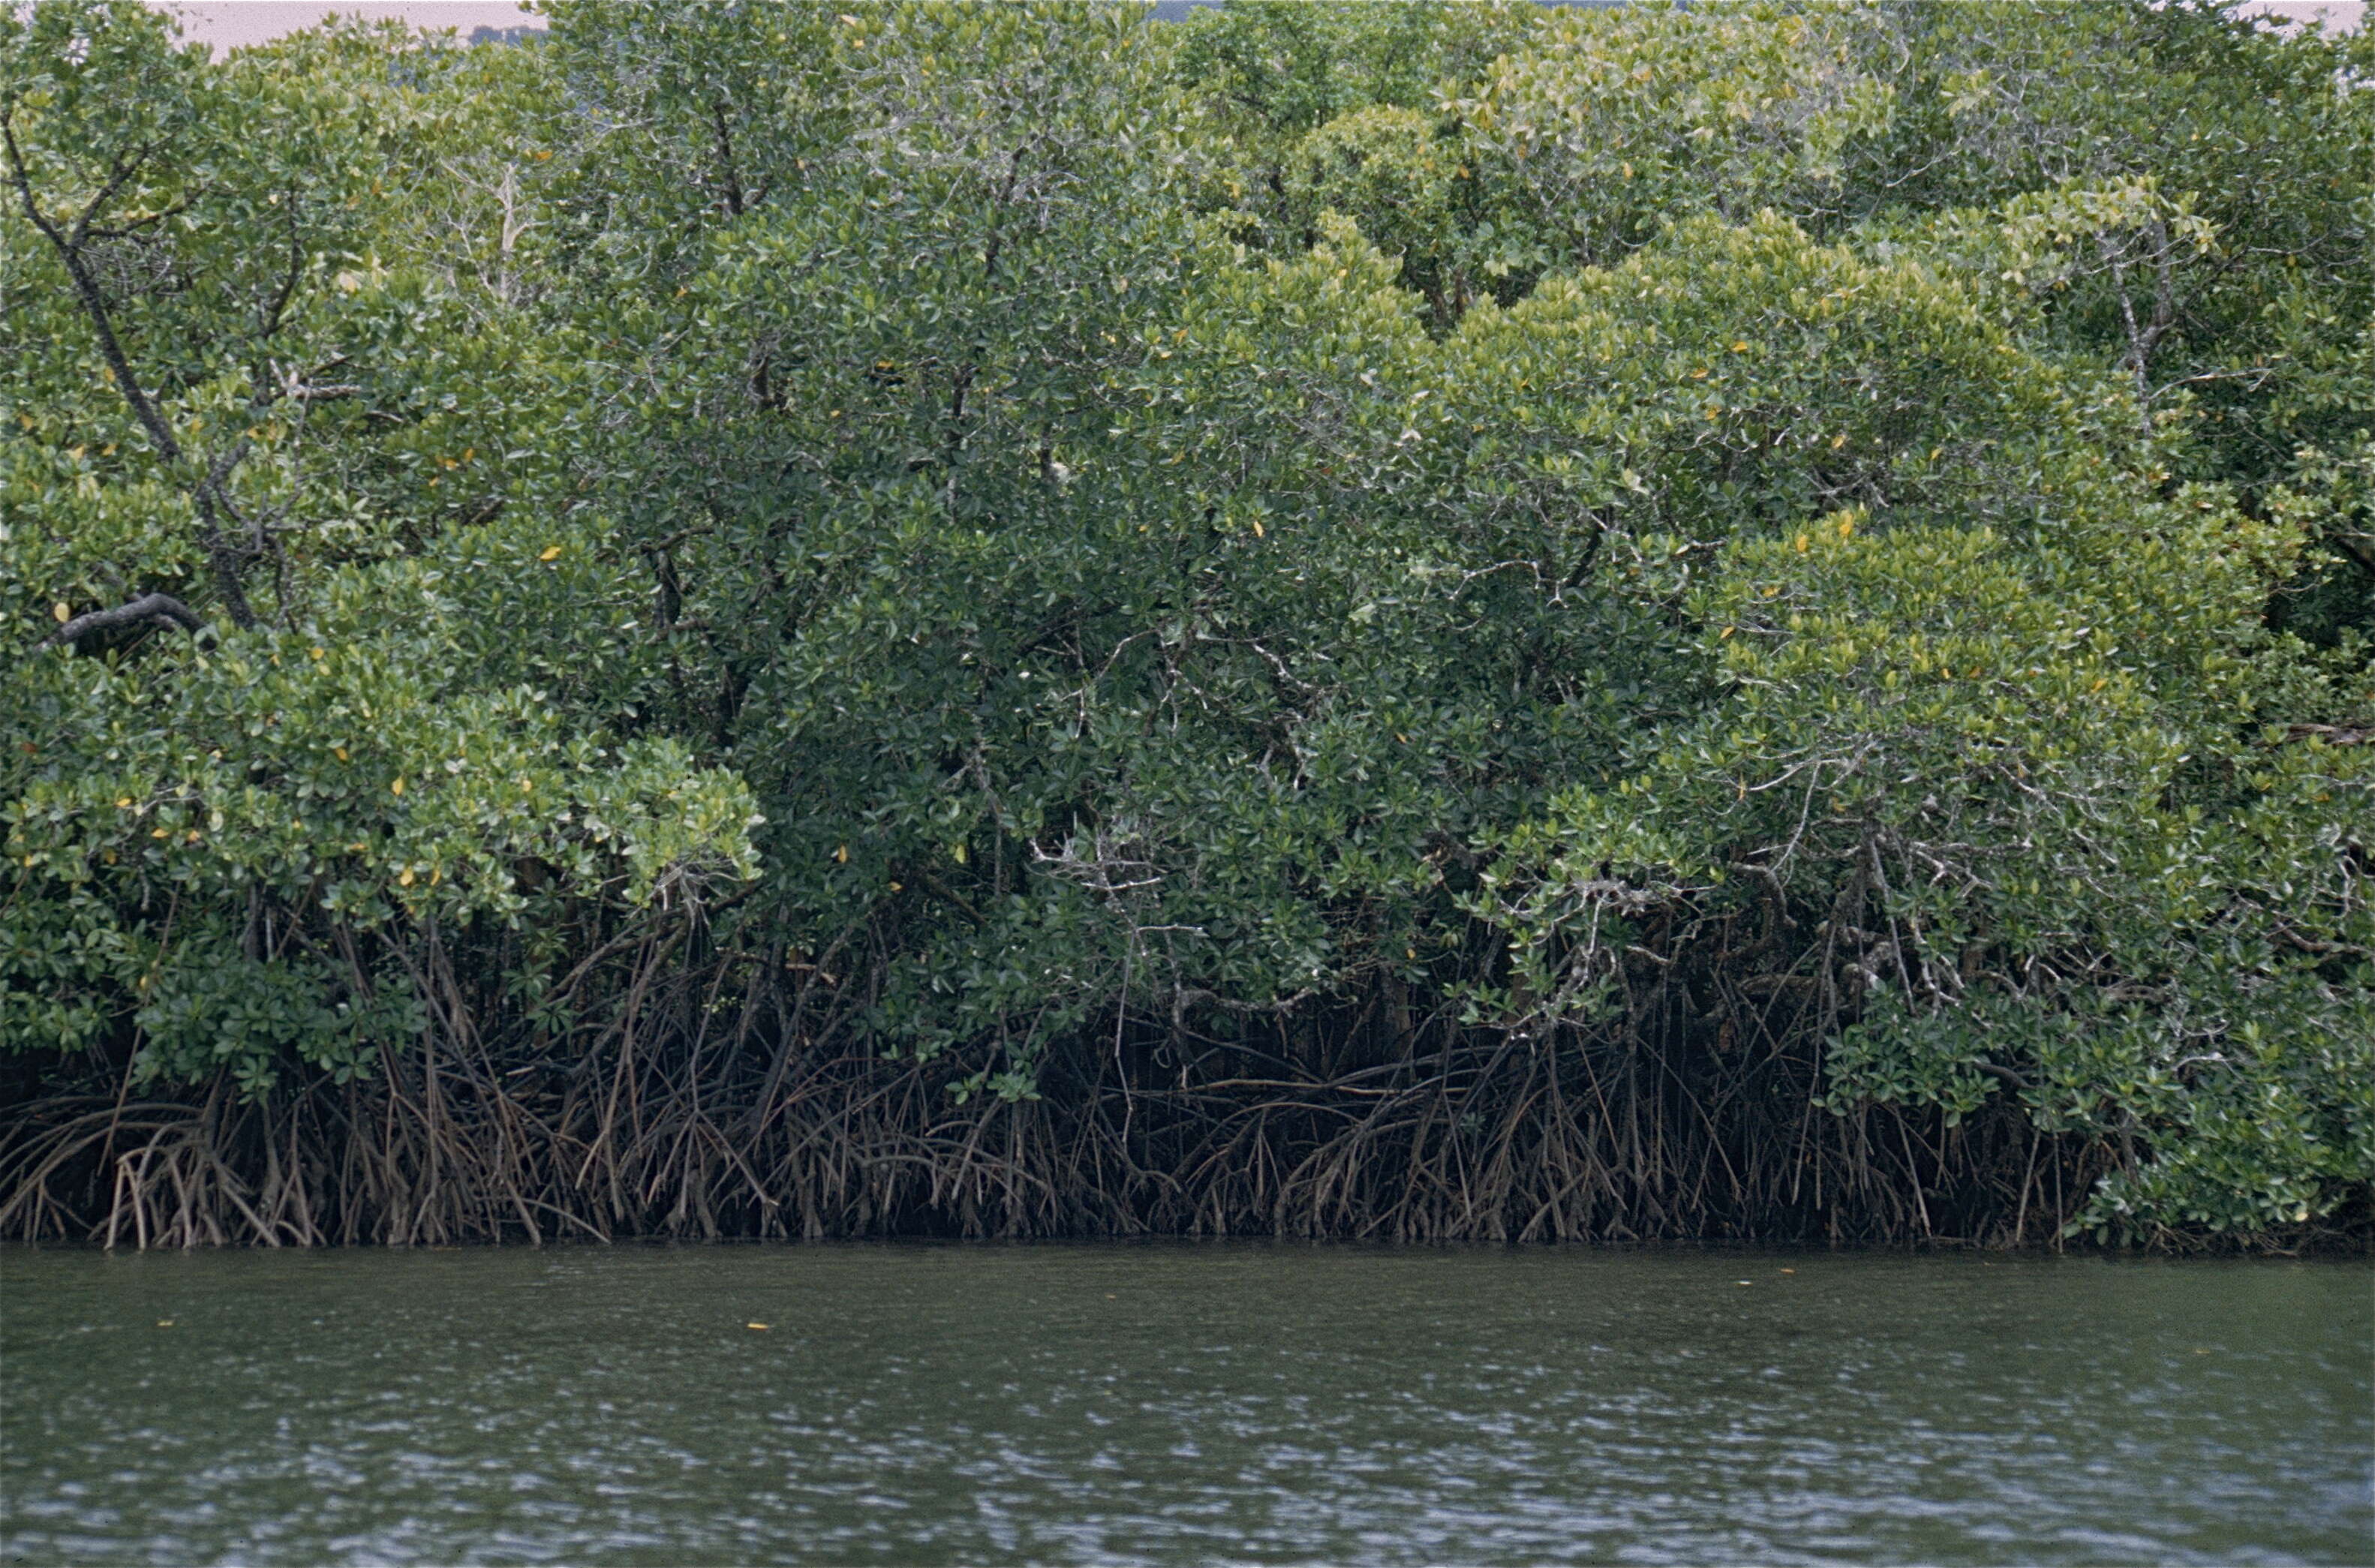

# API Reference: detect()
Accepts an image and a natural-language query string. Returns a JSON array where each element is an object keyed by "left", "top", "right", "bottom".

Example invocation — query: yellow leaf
[
  {"left": 335, "top": 746, "right": 348, "bottom": 761},
  {"left": 399, "top": 867, "right": 415, "bottom": 887},
  {"left": 116, "top": 797, "right": 132, "bottom": 808},
  {"left": 1719, "top": 626, "right": 1735, "bottom": 638},
  {"left": 1830, "top": 433, "right": 1847, "bottom": 449},
  {"left": 835, "top": 843, "right": 849, "bottom": 863},
  {"left": 152, "top": 828, "right": 169, "bottom": 840},
  {"left": 391, "top": 777, "right": 405, "bottom": 795},
  {"left": 1252, "top": 520, "right": 1264, "bottom": 538},
  {"left": 310, "top": 646, "right": 325, "bottom": 660},
  {"left": 540, "top": 545, "right": 561, "bottom": 561},
  {"left": 51, "top": 602, "right": 70, "bottom": 623}
]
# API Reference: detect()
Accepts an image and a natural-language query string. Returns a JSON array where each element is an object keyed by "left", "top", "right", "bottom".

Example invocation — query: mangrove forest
[{"left": 1, "top": 0, "right": 2368, "bottom": 1251}]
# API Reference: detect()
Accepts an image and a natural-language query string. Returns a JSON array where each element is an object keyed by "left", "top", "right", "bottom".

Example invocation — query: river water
[{"left": 2, "top": 1243, "right": 2367, "bottom": 1565}]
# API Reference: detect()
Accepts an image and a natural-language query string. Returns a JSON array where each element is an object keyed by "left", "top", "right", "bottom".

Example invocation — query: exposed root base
[{"left": 0, "top": 1032, "right": 2152, "bottom": 1250}]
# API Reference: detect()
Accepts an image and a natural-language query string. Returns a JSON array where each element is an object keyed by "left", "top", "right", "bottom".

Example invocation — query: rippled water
[{"left": 2, "top": 1243, "right": 2367, "bottom": 1565}]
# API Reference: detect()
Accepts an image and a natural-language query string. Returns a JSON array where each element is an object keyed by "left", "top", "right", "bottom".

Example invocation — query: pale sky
[
  {"left": 150, "top": 2, "right": 543, "bottom": 56},
  {"left": 2236, "top": 1, "right": 2365, "bottom": 28}
]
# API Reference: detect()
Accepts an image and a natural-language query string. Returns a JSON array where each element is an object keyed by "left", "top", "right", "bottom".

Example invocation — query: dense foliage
[{"left": 2, "top": 0, "right": 2367, "bottom": 1247}]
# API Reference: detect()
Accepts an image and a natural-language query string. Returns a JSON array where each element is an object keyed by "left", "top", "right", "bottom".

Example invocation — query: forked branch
[
  {"left": 35, "top": 592, "right": 206, "bottom": 651},
  {"left": 2, "top": 109, "right": 257, "bottom": 629}
]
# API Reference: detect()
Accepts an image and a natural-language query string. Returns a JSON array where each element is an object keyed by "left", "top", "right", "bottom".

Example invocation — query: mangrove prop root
[{"left": 1, "top": 1014, "right": 2126, "bottom": 1251}]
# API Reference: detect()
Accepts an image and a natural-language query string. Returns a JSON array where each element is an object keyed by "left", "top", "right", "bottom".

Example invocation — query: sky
[{"left": 152, "top": 2, "right": 543, "bottom": 55}]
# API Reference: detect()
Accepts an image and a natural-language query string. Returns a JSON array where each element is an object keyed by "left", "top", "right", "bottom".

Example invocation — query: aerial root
[{"left": 0, "top": 1019, "right": 2106, "bottom": 1248}]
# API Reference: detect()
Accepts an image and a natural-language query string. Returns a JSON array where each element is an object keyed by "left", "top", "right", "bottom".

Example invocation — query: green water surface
[{"left": 2, "top": 1243, "right": 2368, "bottom": 1564}]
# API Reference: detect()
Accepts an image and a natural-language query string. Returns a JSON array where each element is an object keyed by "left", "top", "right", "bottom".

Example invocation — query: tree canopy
[{"left": 2, "top": 0, "right": 2367, "bottom": 1247}]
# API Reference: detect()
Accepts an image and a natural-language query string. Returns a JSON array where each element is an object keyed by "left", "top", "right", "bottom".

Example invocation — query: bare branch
[
  {"left": 1168, "top": 984, "right": 1319, "bottom": 1020},
  {"left": 255, "top": 191, "right": 305, "bottom": 341},
  {"left": 2, "top": 110, "right": 257, "bottom": 630},
  {"left": 710, "top": 103, "right": 746, "bottom": 217},
  {"left": 34, "top": 593, "right": 206, "bottom": 651},
  {"left": 3, "top": 119, "right": 182, "bottom": 467}
]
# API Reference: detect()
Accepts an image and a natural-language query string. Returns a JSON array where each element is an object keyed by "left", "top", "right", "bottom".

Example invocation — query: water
[{"left": 2, "top": 1243, "right": 2367, "bottom": 1566}]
